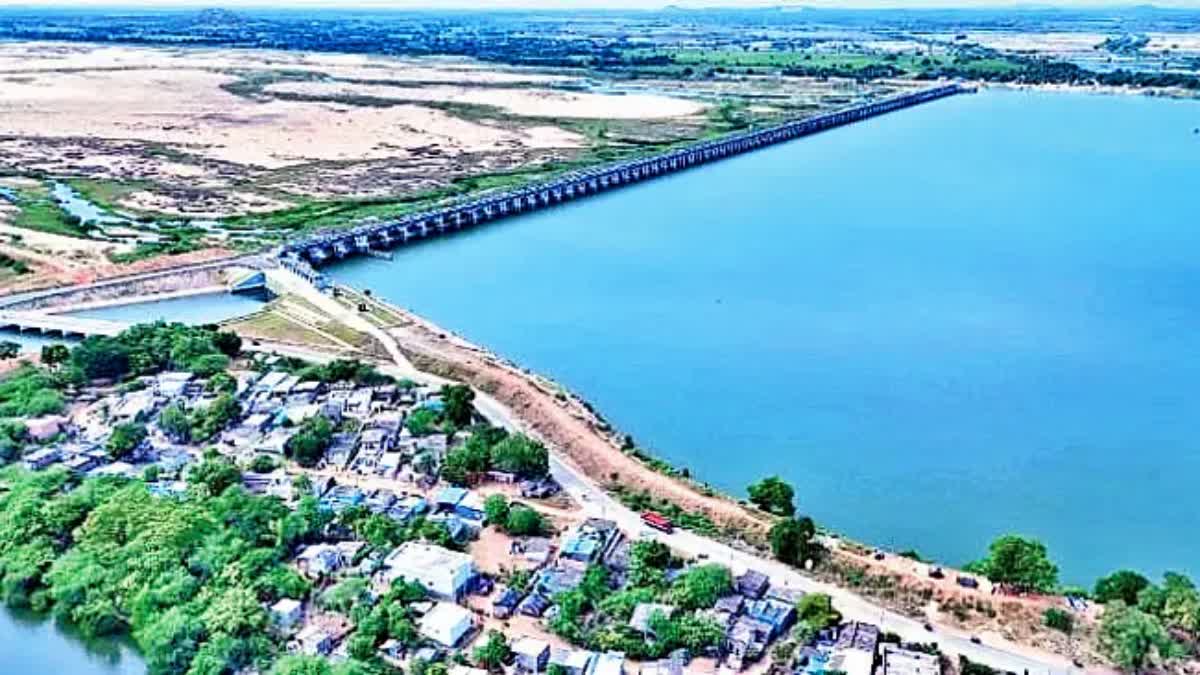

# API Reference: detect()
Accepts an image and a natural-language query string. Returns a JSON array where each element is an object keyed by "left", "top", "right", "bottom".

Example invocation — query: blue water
[
  {"left": 0, "top": 607, "right": 143, "bottom": 675},
  {"left": 1, "top": 293, "right": 264, "bottom": 353},
  {"left": 66, "top": 292, "right": 264, "bottom": 325},
  {"left": 332, "top": 90, "right": 1200, "bottom": 584}
]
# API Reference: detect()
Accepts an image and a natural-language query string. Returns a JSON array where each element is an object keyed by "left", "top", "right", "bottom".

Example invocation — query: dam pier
[{"left": 280, "top": 84, "right": 967, "bottom": 280}]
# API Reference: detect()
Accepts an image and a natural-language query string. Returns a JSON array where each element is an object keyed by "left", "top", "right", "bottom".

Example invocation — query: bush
[
  {"left": 505, "top": 506, "right": 545, "bottom": 536},
  {"left": 1043, "top": 607, "right": 1074, "bottom": 633}
]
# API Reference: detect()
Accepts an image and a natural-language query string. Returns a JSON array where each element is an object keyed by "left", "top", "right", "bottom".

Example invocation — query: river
[{"left": 330, "top": 89, "right": 1200, "bottom": 585}]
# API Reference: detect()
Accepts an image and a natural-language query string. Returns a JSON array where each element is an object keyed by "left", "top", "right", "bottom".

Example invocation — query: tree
[
  {"left": 770, "top": 516, "right": 816, "bottom": 566},
  {"left": 249, "top": 455, "right": 278, "bottom": 474},
  {"left": 206, "top": 372, "right": 237, "bottom": 395},
  {"left": 489, "top": 434, "right": 549, "bottom": 478},
  {"left": 1095, "top": 570, "right": 1151, "bottom": 606},
  {"left": 406, "top": 408, "right": 438, "bottom": 436},
  {"left": 747, "top": 476, "right": 795, "bottom": 517},
  {"left": 505, "top": 506, "right": 546, "bottom": 536},
  {"left": 41, "top": 344, "right": 70, "bottom": 368},
  {"left": 669, "top": 564, "right": 732, "bottom": 610},
  {"left": 71, "top": 336, "right": 131, "bottom": 379},
  {"left": 967, "top": 535, "right": 1058, "bottom": 593},
  {"left": 188, "top": 456, "right": 242, "bottom": 496},
  {"left": 796, "top": 593, "right": 842, "bottom": 632},
  {"left": 1098, "top": 601, "right": 1181, "bottom": 672},
  {"left": 158, "top": 403, "right": 193, "bottom": 443},
  {"left": 441, "top": 384, "right": 475, "bottom": 428},
  {"left": 106, "top": 422, "right": 147, "bottom": 460},
  {"left": 286, "top": 416, "right": 333, "bottom": 468},
  {"left": 193, "top": 393, "right": 241, "bottom": 441},
  {"left": 473, "top": 630, "right": 511, "bottom": 671},
  {"left": 1043, "top": 607, "right": 1074, "bottom": 633},
  {"left": 1159, "top": 572, "right": 1200, "bottom": 635},
  {"left": 483, "top": 494, "right": 510, "bottom": 526},
  {"left": 0, "top": 341, "right": 20, "bottom": 360},
  {"left": 211, "top": 331, "right": 243, "bottom": 358}
]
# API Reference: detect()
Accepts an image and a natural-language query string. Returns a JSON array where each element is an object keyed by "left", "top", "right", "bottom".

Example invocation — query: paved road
[{"left": 471, "top": 392, "right": 1084, "bottom": 675}]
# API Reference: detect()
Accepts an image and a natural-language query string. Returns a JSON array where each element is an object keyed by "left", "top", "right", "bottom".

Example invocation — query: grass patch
[{"left": 64, "top": 178, "right": 151, "bottom": 213}]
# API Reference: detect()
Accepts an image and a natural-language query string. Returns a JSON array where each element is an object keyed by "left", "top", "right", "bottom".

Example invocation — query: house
[
  {"left": 827, "top": 648, "right": 874, "bottom": 675},
  {"left": 745, "top": 597, "right": 794, "bottom": 639},
  {"left": 639, "top": 661, "right": 682, "bottom": 675},
  {"left": 535, "top": 565, "right": 585, "bottom": 597},
  {"left": 22, "top": 447, "right": 61, "bottom": 470},
  {"left": 736, "top": 570, "right": 770, "bottom": 599},
  {"left": 294, "top": 625, "right": 335, "bottom": 656},
  {"left": 591, "top": 652, "right": 626, "bottom": 675},
  {"left": 518, "top": 592, "right": 552, "bottom": 617},
  {"left": 154, "top": 372, "right": 194, "bottom": 398},
  {"left": 560, "top": 519, "right": 620, "bottom": 565},
  {"left": 111, "top": 391, "right": 155, "bottom": 423},
  {"left": 360, "top": 427, "right": 394, "bottom": 453},
  {"left": 255, "top": 371, "right": 290, "bottom": 393},
  {"left": 835, "top": 622, "right": 881, "bottom": 654},
  {"left": 724, "top": 616, "right": 772, "bottom": 670},
  {"left": 388, "top": 495, "right": 428, "bottom": 523},
  {"left": 296, "top": 544, "right": 352, "bottom": 578},
  {"left": 25, "top": 415, "right": 67, "bottom": 442},
  {"left": 64, "top": 454, "right": 101, "bottom": 474},
  {"left": 271, "top": 598, "right": 304, "bottom": 631},
  {"left": 418, "top": 602, "right": 475, "bottom": 647},
  {"left": 320, "top": 485, "right": 364, "bottom": 513},
  {"left": 89, "top": 462, "right": 139, "bottom": 479},
  {"left": 512, "top": 537, "right": 555, "bottom": 568},
  {"left": 493, "top": 587, "right": 522, "bottom": 619},
  {"left": 877, "top": 645, "right": 942, "bottom": 675},
  {"left": 520, "top": 478, "right": 560, "bottom": 499},
  {"left": 550, "top": 647, "right": 595, "bottom": 675},
  {"left": 449, "top": 667, "right": 489, "bottom": 675},
  {"left": 455, "top": 491, "right": 485, "bottom": 521},
  {"left": 243, "top": 470, "right": 291, "bottom": 498},
  {"left": 380, "top": 542, "right": 475, "bottom": 601},
  {"left": 630, "top": 603, "right": 676, "bottom": 634},
  {"left": 434, "top": 486, "right": 468, "bottom": 512},
  {"left": 513, "top": 637, "right": 550, "bottom": 672}
]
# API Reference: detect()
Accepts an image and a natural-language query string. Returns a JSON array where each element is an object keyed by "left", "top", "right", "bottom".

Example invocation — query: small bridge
[{"left": 0, "top": 311, "right": 128, "bottom": 338}]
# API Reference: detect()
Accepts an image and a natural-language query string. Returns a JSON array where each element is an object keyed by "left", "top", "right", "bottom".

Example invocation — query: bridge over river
[{"left": 280, "top": 84, "right": 967, "bottom": 280}]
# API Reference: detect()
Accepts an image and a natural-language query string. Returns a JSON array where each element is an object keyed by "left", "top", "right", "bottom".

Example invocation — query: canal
[{"left": 330, "top": 89, "right": 1200, "bottom": 584}]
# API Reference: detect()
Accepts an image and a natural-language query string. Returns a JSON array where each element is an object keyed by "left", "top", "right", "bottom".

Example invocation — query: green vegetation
[
  {"left": 0, "top": 252, "right": 31, "bottom": 276},
  {"left": 747, "top": 475, "right": 796, "bottom": 516},
  {"left": 106, "top": 422, "right": 147, "bottom": 460},
  {"left": 770, "top": 516, "right": 817, "bottom": 566},
  {"left": 793, "top": 593, "right": 842, "bottom": 643},
  {"left": 441, "top": 384, "right": 475, "bottom": 428},
  {"left": 473, "top": 630, "right": 511, "bottom": 672},
  {"left": 70, "top": 322, "right": 239, "bottom": 381},
  {"left": 0, "top": 465, "right": 332, "bottom": 674},
  {"left": 965, "top": 535, "right": 1058, "bottom": 593},
  {"left": 0, "top": 365, "right": 65, "bottom": 418},
  {"left": 481, "top": 494, "right": 546, "bottom": 536},
  {"left": 285, "top": 415, "right": 334, "bottom": 468},
  {"left": 611, "top": 485, "right": 718, "bottom": 536},
  {"left": 440, "top": 429, "right": 549, "bottom": 486},
  {"left": 1043, "top": 607, "right": 1074, "bottom": 633},
  {"left": 1099, "top": 601, "right": 1184, "bottom": 671},
  {"left": 1094, "top": 570, "right": 1151, "bottom": 606}
]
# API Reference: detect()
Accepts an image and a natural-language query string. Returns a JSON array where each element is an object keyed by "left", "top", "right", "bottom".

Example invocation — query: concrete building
[
  {"left": 271, "top": 598, "right": 304, "bottom": 631},
  {"left": 381, "top": 542, "right": 475, "bottom": 600},
  {"left": 877, "top": 645, "right": 942, "bottom": 675},
  {"left": 513, "top": 636, "right": 551, "bottom": 672},
  {"left": 418, "top": 602, "right": 475, "bottom": 647}
]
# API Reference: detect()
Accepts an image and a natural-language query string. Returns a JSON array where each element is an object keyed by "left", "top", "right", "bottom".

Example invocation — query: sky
[{"left": 0, "top": 0, "right": 1194, "bottom": 9}]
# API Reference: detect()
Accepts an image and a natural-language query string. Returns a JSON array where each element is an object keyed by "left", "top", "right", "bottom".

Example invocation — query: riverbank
[{"left": 330, "top": 287, "right": 1102, "bottom": 665}]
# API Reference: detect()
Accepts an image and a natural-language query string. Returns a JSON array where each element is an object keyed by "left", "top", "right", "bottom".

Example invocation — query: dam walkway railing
[{"left": 279, "top": 83, "right": 967, "bottom": 279}]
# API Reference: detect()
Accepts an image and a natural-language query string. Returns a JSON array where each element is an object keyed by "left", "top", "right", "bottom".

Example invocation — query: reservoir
[{"left": 332, "top": 89, "right": 1200, "bottom": 584}]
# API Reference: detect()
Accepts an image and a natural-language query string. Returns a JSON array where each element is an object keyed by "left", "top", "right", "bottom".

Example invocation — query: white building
[
  {"left": 877, "top": 645, "right": 942, "bottom": 675},
  {"left": 591, "top": 651, "right": 626, "bottom": 675},
  {"left": 381, "top": 542, "right": 475, "bottom": 600},
  {"left": 271, "top": 598, "right": 304, "bottom": 631},
  {"left": 513, "top": 636, "right": 551, "bottom": 672},
  {"left": 418, "top": 602, "right": 474, "bottom": 647}
]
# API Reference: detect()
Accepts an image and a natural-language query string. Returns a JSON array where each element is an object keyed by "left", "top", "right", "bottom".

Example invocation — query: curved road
[{"left": 471, "top": 392, "right": 1085, "bottom": 675}]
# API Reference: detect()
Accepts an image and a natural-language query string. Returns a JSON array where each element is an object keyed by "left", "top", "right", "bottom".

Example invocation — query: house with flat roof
[
  {"left": 418, "top": 602, "right": 475, "bottom": 647},
  {"left": 877, "top": 645, "right": 942, "bottom": 675},
  {"left": 550, "top": 647, "right": 595, "bottom": 675},
  {"left": 380, "top": 542, "right": 475, "bottom": 600},
  {"left": 513, "top": 636, "right": 550, "bottom": 672},
  {"left": 271, "top": 598, "right": 304, "bottom": 631}
]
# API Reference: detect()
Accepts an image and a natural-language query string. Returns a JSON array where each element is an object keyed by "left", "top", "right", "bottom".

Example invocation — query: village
[{"left": 11, "top": 348, "right": 950, "bottom": 675}]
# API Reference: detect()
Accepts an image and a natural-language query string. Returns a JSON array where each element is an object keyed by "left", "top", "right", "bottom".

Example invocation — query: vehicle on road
[
  {"left": 641, "top": 511, "right": 675, "bottom": 534},
  {"left": 970, "top": 636, "right": 982, "bottom": 645}
]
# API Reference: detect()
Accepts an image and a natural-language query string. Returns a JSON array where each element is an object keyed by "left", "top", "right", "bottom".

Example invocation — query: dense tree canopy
[
  {"left": 966, "top": 535, "right": 1058, "bottom": 593},
  {"left": 285, "top": 416, "right": 334, "bottom": 468},
  {"left": 747, "top": 476, "right": 795, "bottom": 517},
  {"left": 1099, "top": 601, "right": 1182, "bottom": 671},
  {"left": 770, "top": 516, "right": 816, "bottom": 566},
  {"left": 1095, "top": 570, "right": 1152, "bottom": 607}
]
